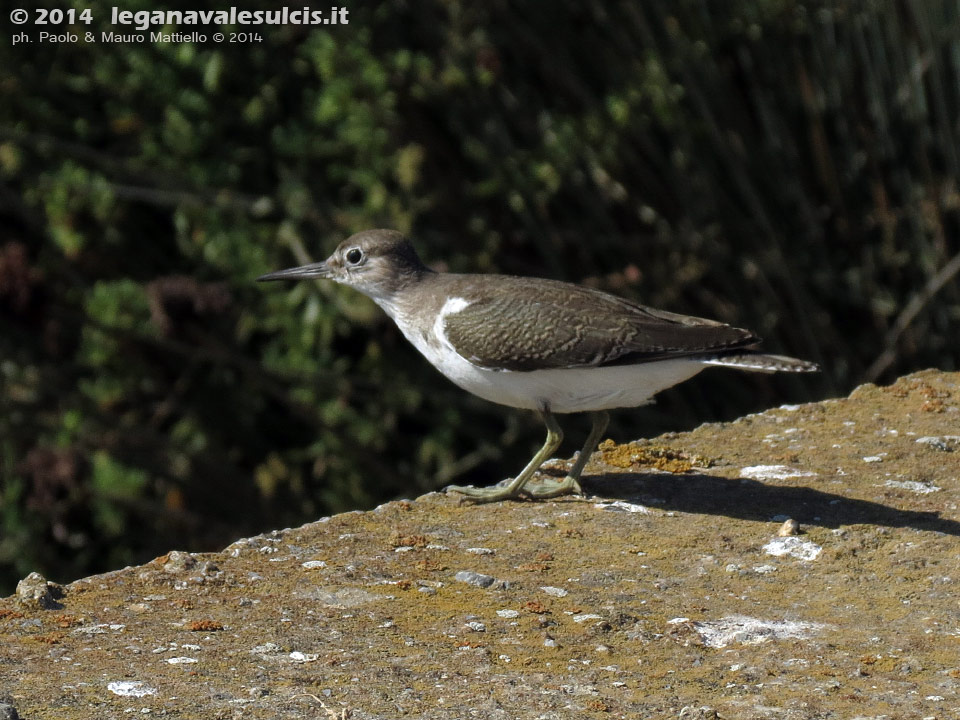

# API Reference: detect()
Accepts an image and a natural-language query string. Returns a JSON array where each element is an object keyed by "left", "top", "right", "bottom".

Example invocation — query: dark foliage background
[{"left": 2, "top": 0, "right": 958, "bottom": 593}]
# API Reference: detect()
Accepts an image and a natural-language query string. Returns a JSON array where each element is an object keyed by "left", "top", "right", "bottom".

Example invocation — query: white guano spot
[
  {"left": 594, "top": 500, "right": 653, "bottom": 514},
  {"left": 686, "top": 615, "right": 828, "bottom": 648},
  {"left": 252, "top": 642, "right": 282, "bottom": 654},
  {"left": 763, "top": 536, "right": 822, "bottom": 561},
  {"left": 289, "top": 651, "right": 319, "bottom": 663},
  {"left": 74, "top": 623, "right": 125, "bottom": 634},
  {"left": 741, "top": 465, "right": 817, "bottom": 480},
  {"left": 884, "top": 479, "right": 941, "bottom": 494},
  {"left": 107, "top": 680, "right": 156, "bottom": 697}
]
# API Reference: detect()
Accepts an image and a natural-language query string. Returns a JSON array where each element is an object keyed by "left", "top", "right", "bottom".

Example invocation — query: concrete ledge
[{"left": 2, "top": 370, "right": 959, "bottom": 718}]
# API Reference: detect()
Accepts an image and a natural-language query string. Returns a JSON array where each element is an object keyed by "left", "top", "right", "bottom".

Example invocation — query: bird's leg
[
  {"left": 447, "top": 410, "right": 563, "bottom": 503},
  {"left": 525, "top": 410, "right": 609, "bottom": 499}
]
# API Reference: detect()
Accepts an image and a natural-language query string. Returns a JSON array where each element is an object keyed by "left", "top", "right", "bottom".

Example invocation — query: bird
[{"left": 258, "top": 229, "right": 819, "bottom": 503}]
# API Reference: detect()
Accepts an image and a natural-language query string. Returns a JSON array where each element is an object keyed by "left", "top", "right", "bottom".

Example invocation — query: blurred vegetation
[{"left": 1, "top": 0, "right": 959, "bottom": 593}]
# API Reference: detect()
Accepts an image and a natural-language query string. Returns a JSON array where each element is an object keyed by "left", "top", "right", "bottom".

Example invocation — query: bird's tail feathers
[{"left": 700, "top": 352, "right": 819, "bottom": 373}]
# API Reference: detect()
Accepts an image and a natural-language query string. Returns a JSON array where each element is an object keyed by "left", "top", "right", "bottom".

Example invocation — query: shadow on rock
[{"left": 584, "top": 472, "right": 960, "bottom": 536}]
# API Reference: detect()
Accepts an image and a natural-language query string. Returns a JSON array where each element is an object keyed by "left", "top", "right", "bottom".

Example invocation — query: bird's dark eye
[{"left": 345, "top": 248, "right": 364, "bottom": 265}]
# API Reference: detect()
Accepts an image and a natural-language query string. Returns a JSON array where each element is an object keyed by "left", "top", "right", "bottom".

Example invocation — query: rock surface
[{"left": 2, "top": 369, "right": 959, "bottom": 719}]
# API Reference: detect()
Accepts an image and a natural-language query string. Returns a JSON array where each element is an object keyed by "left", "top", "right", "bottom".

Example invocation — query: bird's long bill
[{"left": 257, "top": 261, "right": 331, "bottom": 282}]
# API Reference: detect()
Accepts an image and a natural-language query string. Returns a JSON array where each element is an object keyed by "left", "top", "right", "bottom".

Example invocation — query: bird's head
[{"left": 258, "top": 229, "right": 430, "bottom": 304}]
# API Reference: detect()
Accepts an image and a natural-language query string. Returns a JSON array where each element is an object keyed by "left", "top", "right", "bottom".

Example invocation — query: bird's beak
[{"left": 257, "top": 261, "right": 332, "bottom": 282}]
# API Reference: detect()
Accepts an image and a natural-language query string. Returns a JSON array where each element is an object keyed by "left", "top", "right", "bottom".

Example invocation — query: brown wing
[{"left": 441, "top": 275, "right": 758, "bottom": 371}]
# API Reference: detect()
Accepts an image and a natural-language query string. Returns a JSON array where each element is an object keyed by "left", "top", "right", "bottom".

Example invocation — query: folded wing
[{"left": 441, "top": 276, "right": 759, "bottom": 371}]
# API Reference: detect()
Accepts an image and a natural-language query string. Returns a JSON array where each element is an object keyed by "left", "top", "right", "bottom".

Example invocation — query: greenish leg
[
  {"left": 525, "top": 410, "right": 609, "bottom": 499},
  {"left": 447, "top": 410, "right": 564, "bottom": 503}
]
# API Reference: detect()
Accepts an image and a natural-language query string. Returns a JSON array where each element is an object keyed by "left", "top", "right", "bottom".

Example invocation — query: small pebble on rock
[
  {"left": 678, "top": 706, "right": 718, "bottom": 719},
  {"left": 454, "top": 570, "right": 496, "bottom": 588},
  {"left": 166, "top": 656, "right": 198, "bottom": 664},
  {"left": 915, "top": 435, "right": 960, "bottom": 451},
  {"left": 289, "top": 651, "right": 319, "bottom": 663},
  {"left": 465, "top": 547, "right": 495, "bottom": 555},
  {"left": 162, "top": 551, "right": 197, "bottom": 573},
  {"left": 777, "top": 518, "right": 800, "bottom": 536},
  {"left": 15, "top": 572, "right": 64, "bottom": 610}
]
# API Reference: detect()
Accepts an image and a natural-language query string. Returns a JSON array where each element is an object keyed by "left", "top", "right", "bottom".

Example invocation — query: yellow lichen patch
[
  {"left": 31, "top": 632, "right": 64, "bottom": 645},
  {"left": 597, "top": 439, "right": 712, "bottom": 472},
  {"left": 390, "top": 533, "right": 431, "bottom": 548},
  {"left": 920, "top": 399, "right": 945, "bottom": 412},
  {"left": 882, "top": 376, "right": 952, "bottom": 408},
  {"left": 413, "top": 559, "right": 446, "bottom": 572},
  {"left": 586, "top": 698, "right": 611, "bottom": 712},
  {"left": 858, "top": 654, "right": 900, "bottom": 672},
  {"left": 186, "top": 619, "right": 224, "bottom": 632},
  {"left": 521, "top": 600, "right": 549, "bottom": 614},
  {"left": 773, "top": 451, "right": 801, "bottom": 464}
]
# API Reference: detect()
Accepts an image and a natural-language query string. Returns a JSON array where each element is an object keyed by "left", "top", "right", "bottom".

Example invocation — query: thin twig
[
  {"left": 865, "top": 249, "right": 960, "bottom": 382},
  {"left": 291, "top": 693, "right": 352, "bottom": 719}
]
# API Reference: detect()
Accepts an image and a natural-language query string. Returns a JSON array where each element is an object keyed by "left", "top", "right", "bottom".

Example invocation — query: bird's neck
[{"left": 366, "top": 267, "right": 440, "bottom": 322}]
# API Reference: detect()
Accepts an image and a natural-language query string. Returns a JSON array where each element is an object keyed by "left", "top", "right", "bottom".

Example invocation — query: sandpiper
[{"left": 259, "top": 229, "right": 818, "bottom": 502}]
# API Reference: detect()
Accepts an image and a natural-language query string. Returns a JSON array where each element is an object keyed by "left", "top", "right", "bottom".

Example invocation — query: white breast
[{"left": 378, "top": 296, "right": 708, "bottom": 414}]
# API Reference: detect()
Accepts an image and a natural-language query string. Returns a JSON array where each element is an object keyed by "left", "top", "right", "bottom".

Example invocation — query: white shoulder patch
[
  {"left": 439, "top": 296, "right": 470, "bottom": 316},
  {"left": 433, "top": 296, "right": 490, "bottom": 369},
  {"left": 434, "top": 297, "right": 469, "bottom": 347}
]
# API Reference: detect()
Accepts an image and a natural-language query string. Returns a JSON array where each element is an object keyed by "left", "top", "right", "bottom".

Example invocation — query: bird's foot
[
  {"left": 445, "top": 479, "right": 522, "bottom": 504},
  {"left": 446, "top": 474, "right": 583, "bottom": 503},
  {"left": 522, "top": 475, "right": 583, "bottom": 499}
]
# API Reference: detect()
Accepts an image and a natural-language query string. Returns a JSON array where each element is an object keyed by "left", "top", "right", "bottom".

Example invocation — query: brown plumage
[{"left": 438, "top": 274, "right": 759, "bottom": 371}]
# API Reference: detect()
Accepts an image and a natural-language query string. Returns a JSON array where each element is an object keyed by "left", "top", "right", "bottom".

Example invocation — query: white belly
[
  {"left": 381, "top": 296, "right": 707, "bottom": 414},
  {"left": 435, "top": 356, "right": 705, "bottom": 413}
]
